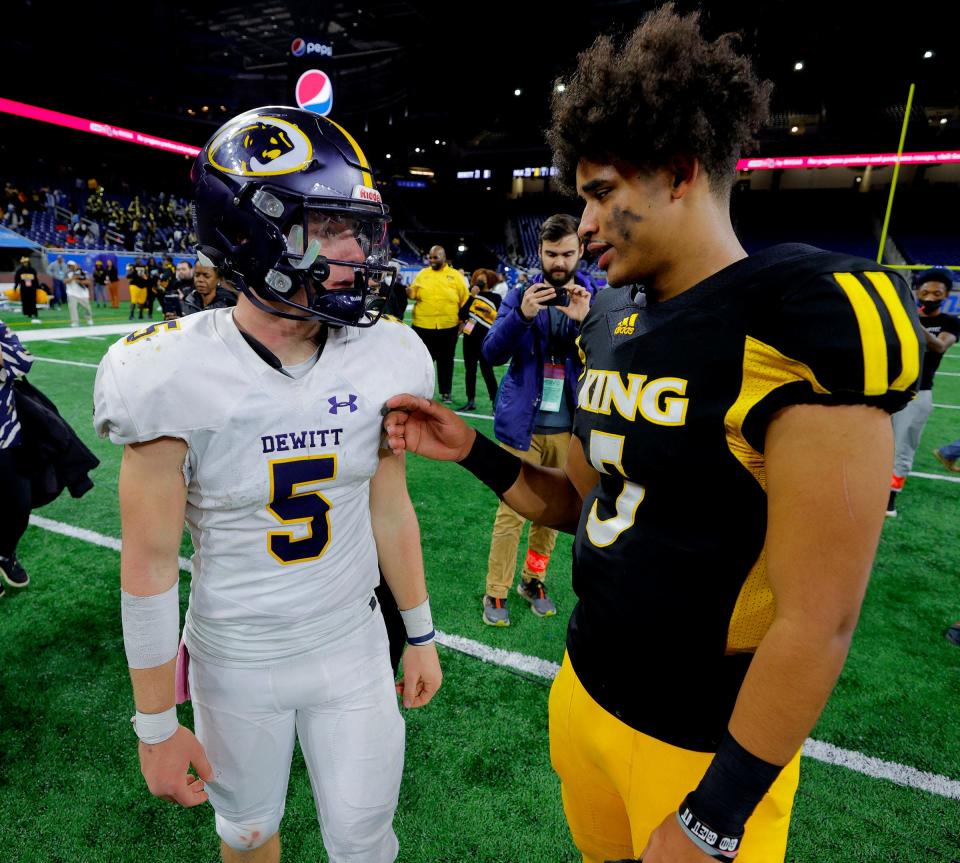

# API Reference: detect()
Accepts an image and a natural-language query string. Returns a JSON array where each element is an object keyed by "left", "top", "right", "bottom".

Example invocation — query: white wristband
[
  {"left": 121, "top": 581, "right": 180, "bottom": 669},
  {"left": 399, "top": 597, "right": 435, "bottom": 646},
  {"left": 132, "top": 707, "right": 179, "bottom": 744}
]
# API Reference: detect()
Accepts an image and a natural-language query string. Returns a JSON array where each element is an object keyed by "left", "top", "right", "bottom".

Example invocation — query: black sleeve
[{"left": 741, "top": 268, "right": 924, "bottom": 446}]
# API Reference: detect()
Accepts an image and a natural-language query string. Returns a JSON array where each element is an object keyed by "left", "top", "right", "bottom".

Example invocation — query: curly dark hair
[{"left": 548, "top": 4, "right": 771, "bottom": 195}]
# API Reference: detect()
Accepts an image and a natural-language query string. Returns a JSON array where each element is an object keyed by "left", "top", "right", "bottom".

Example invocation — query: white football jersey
[{"left": 94, "top": 309, "right": 434, "bottom": 662}]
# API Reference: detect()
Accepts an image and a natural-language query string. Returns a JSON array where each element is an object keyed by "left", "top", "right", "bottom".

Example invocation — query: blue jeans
[{"left": 938, "top": 437, "right": 960, "bottom": 461}]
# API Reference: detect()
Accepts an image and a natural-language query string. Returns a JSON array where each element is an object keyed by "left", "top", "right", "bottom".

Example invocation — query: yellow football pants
[{"left": 549, "top": 652, "right": 801, "bottom": 863}]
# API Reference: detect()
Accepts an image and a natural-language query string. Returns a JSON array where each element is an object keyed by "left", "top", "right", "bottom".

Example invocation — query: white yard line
[
  {"left": 26, "top": 514, "right": 960, "bottom": 802},
  {"left": 30, "top": 356, "right": 100, "bottom": 369}
]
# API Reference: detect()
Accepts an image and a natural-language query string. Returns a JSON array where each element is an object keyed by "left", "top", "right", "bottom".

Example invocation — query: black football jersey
[{"left": 567, "top": 244, "right": 923, "bottom": 751}]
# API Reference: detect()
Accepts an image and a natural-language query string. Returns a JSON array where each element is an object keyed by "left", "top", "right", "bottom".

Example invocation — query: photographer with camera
[{"left": 478, "top": 213, "right": 593, "bottom": 626}]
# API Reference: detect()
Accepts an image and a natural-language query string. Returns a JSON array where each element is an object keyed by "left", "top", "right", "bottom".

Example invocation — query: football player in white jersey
[{"left": 94, "top": 107, "right": 442, "bottom": 863}]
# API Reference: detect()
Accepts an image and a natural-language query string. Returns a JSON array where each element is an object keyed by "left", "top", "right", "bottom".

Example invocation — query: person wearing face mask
[
  {"left": 456, "top": 269, "right": 502, "bottom": 412},
  {"left": 887, "top": 267, "right": 958, "bottom": 516}
]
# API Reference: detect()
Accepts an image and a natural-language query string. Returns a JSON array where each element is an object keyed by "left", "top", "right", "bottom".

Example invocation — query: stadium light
[
  {"left": 385, "top": 153, "right": 392, "bottom": 159},
  {"left": 555, "top": 83, "right": 566, "bottom": 92},
  {"left": 514, "top": 88, "right": 522, "bottom": 96},
  {"left": 924, "top": 50, "right": 934, "bottom": 59},
  {"left": 794, "top": 61, "right": 804, "bottom": 71}
]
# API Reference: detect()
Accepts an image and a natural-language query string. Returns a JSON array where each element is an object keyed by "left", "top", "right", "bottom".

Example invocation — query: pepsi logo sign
[
  {"left": 295, "top": 70, "right": 333, "bottom": 117},
  {"left": 291, "top": 38, "right": 333, "bottom": 57}
]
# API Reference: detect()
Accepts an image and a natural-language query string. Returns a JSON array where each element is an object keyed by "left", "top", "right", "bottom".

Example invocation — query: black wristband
[
  {"left": 457, "top": 432, "right": 522, "bottom": 497},
  {"left": 685, "top": 731, "right": 784, "bottom": 838},
  {"left": 677, "top": 796, "right": 743, "bottom": 859}
]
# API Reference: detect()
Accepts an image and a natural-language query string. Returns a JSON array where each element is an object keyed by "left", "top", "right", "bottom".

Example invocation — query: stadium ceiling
[{"left": 5, "top": 0, "right": 958, "bottom": 170}]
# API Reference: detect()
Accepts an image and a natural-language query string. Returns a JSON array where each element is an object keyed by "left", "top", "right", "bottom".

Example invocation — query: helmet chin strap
[{"left": 232, "top": 266, "right": 381, "bottom": 327}]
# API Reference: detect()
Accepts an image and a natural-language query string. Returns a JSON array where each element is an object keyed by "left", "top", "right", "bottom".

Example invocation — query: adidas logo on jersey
[{"left": 613, "top": 313, "right": 638, "bottom": 336}]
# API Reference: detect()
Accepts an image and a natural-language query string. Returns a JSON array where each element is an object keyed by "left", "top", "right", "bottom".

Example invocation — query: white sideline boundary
[{"left": 25, "top": 514, "right": 960, "bottom": 802}]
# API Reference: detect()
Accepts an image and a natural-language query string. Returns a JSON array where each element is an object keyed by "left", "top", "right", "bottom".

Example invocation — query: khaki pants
[
  {"left": 485, "top": 431, "right": 571, "bottom": 599},
  {"left": 67, "top": 293, "right": 92, "bottom": 326}
]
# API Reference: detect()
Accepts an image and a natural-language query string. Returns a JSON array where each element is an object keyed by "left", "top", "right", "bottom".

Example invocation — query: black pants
[
  {"left": 374, "top": 572, "right": 406, "bottom": 676},
  {"left": 412, "top": 325, "right": 459, "bottom": 396},
  {"left": 462, "top": 333, "right": 498, "bottom": 403},
  {"left": 20, "top": 286, "right": 37, "bottom": 318},
  {"left": 0, "top": 447, "right": 32, "bottom": 558}
]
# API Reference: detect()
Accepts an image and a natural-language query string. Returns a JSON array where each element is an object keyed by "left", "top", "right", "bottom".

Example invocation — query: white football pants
[{"left": 188, "top": 606, "right": 404, "bottom": 862}]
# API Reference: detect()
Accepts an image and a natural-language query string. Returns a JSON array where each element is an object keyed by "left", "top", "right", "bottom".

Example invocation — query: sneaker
[
  {"left": 440, "top": 393, "right": 452, "bottom": 404},
  {"left": 933, "top": 449, "right": 960, "bottom": 473},
  {"left": 482, "top": 595, "right": 510, "bottom": 627},
  {"left": 890, "top": 473, "right": 906, "bottom": 492},
  {"left": 945, "top": 623, "right": 960, "bottom": 647},
  {"left": 517, "top": 577, "right": 557, "bottom": 617},
  {"left": 0, "top": 555, "right": 29, "bottom": 589},
  {"left": 30, "top": 318, "right": 43, "bottom": 325},
  {"left": 456, "top": 401, "right": 476, "bottom": 412},
  {"left": 885, "top": 491, "right": 898, "bottom": 518},
  {"left": 87, "top": 319, "right": 94, "bottom": 326}
]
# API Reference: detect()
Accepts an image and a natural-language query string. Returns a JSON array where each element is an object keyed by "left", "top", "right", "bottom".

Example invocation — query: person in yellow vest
[{"left": 406, "top": 245, "right": 469, "bottom": 402}]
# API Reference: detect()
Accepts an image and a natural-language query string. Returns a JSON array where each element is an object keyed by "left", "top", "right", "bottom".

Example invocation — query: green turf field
[{"left": 2, "top": 325, "right": 958, "bottom": 862}]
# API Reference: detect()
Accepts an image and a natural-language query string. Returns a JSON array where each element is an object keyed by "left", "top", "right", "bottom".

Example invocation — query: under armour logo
[{"left": 328, "top": 394, "right": 359, "bottom": 414}]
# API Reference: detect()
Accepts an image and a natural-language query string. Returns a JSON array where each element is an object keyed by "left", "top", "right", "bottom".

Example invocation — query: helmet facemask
[
  {"left": 191, "top": 106, "right": 395, "bottom": 328},
  {"left": 222, "top": 183, "right": 393, "bottom": 327}
]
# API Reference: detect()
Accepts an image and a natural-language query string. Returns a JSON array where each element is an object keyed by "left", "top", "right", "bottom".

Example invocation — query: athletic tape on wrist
[
  {"left": 457, "top": 432, "right": 522, "bottom": 498},
  {"left": 685, "top": 730, "right": 785, "bottom": 839},
  {"left": 132, "top": 707, "right": 178, "bottom": 744},
  {"left": 121, "top": 581, "right": 180, "bottom": 669},
  {"left": 399, "top": 596, "right": 435, "bottom": 645}
]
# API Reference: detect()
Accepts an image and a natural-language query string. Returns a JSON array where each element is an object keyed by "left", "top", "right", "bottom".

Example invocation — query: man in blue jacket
[{"left": 479, "top": 214, "right": 594, "bottom": 626}]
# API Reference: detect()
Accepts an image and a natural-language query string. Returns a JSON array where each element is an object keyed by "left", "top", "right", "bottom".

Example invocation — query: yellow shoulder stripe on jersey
[
  {"left": 833, "top": 272, "right": 888, "bottom": 396},
  {"left": 324, "top": 117, "right": 373, "bottom": 187},
  {"left": 575, "top": 334, "right": 587, "bottom": 381},
  {"left": 862, "top": 271, "right": 921, "bottom": 392},
  {"left": 723, "top": 335, "right": 830, "bottom": 653}
]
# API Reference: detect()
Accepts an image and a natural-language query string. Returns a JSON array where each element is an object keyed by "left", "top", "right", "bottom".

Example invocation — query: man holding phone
[{"left": 478, "top": 214, "right": 594, "bottom": 626}]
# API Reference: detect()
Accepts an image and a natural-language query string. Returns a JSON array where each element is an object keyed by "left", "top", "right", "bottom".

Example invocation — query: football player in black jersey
[{"left": 383, "top": 6, "right": 922, "bottom": 862}]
